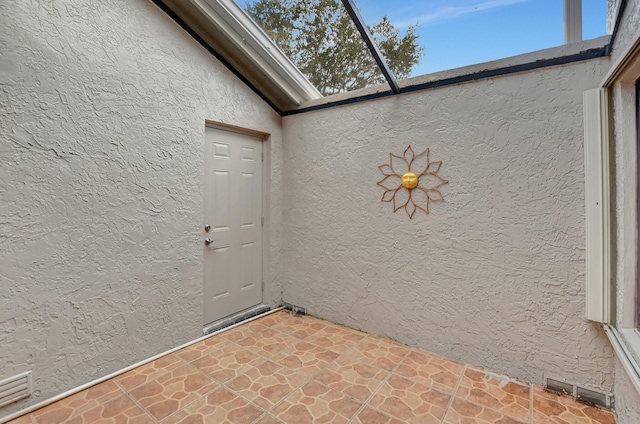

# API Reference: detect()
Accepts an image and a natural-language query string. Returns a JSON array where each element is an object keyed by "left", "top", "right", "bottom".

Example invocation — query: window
[{"left": 601, "top": 36, "right": 640, "bottom": 392}]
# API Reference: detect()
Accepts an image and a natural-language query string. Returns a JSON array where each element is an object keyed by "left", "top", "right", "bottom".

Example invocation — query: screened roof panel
[
  {"left": 242, "top": 0, "right": 387, "bottom": 97},
  {"left": 159, "top": 0, "right": 609, "bottom": 112},
  {"left": 355, "top": 0, "right": 607, "bottom": 76}
]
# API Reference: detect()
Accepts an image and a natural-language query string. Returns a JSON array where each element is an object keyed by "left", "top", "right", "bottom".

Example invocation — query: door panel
[{"left": 204, "top": 127, "right": 263, "bottom": 325}]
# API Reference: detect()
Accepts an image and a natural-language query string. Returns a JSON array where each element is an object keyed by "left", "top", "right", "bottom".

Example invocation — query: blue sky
[{"left": 357, "top": 0, "right": 607, "bottom": 75}]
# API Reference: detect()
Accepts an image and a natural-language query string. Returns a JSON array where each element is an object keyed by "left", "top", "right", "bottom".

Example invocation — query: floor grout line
[
  {"left": 113, "top": 380, "right": 159, "bottom": 423},
  {"left": 440, "top": 364, "right": 467, "bottom": 424},
  {"left": 529, "top": 381, "right": 534, "bottom": 424},
  {"left": 346, "top": 340, "right": 413, "bottom": 423}
]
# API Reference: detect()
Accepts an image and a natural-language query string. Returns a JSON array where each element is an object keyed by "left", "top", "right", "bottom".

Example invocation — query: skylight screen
[
  {"left": 242, "top": 0, "right": 387, "bottom": 96},
  {"left": 354, "top": 0, "right": 607, "bottom": 76},
  {"left": 241, "top": 0, "right": 607, "bottom": 95}
]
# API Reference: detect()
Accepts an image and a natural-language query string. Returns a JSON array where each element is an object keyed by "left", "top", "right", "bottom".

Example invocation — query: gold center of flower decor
[{"left": 401, "top": 172, "right": 418, "bottom": 189}]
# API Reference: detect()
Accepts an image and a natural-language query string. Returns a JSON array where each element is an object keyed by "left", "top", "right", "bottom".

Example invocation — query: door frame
[{"left": 203, "top": 120, "right": 271, "bottom": 325}]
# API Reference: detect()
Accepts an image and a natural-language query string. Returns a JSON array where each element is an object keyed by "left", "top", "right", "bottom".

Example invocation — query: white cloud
[{"left": 393, "top": 0, "right": 529, "bottom": 28}]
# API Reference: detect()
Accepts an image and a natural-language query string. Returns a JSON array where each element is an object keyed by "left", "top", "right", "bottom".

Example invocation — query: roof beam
[{"left": 340, "top": 0, "right": 400, "bottom": 94}]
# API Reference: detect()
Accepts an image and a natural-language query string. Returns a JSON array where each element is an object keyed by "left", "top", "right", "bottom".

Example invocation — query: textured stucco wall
[
  {"left": 282, "top": 59, "right": 615, "bottom": 391},
  {"left": 613, "top": 359, "right": 640, "bottom": 423},
  {"left": 608, "top": 0, "right": 619, "bottom": 34},
  {"left": 609, "top": 0, "right": 640, "bottom": 63},
  {"left": 0, "top": 0, "right": 282, "bottom": 418}
]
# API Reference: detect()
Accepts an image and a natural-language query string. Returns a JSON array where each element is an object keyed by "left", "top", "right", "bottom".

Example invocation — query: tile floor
[{"left": 7, "top": 310, "right": 616, "bottom": 424}]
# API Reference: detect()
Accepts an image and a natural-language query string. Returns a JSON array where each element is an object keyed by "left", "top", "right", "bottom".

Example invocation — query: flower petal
[
  {"left": 403, "top": 145, "right": 415, "bottom": 166},
  {"left": 412, "top": 187, "right": 430, "bottom": 214},
  {"left": 378, "top": 163, "right": 395, "bottom": 176},
  {"left": 406, "top": 199, "right": 417, "bottom": 219},
  {"left": 393, "top": 188, "right": 410, "bottom": 212},
  {"left": 377, "top": 175, "right": 401, "bottom": 191},
  {"left": 381, "top": 188, "right": 398, "bottom": 202},
  {"left": 390, "top": 153, "right": 408, "bottom": 175},
  {"left": 426, "top": 188, "right": 445, "bottom": 201},
  {"left": 420, "top": 173, "right": 448, "bottom": 190},
  {"left": 425, "top": 160, "right": 442, "bottom": 175},
  {"left": 412, "top": 148, "right": 429, "bottom": 174}
]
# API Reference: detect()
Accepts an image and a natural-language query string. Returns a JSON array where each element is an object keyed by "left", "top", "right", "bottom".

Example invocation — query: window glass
[{"left": 243, "top": 0, "right": 386, "bottom": 96}]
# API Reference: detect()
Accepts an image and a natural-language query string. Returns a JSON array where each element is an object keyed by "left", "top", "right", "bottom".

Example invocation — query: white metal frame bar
[{"left": 564, "top": 0, "right": 583, "bottom": 44}]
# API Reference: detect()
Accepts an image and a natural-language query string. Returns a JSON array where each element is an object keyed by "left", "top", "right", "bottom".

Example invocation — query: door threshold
[{"left": 203, "top": 304, "right": 272, "bottom": 335}]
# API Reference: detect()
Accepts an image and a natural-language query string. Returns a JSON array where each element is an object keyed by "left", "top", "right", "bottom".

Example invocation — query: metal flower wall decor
[{"left": 377, "top": 146, "right": 448, "bottom": 219}]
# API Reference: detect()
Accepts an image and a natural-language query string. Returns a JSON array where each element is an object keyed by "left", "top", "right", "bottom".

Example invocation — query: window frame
[{"left": 601, "top": 29, "right": 640, "bottom": 395}]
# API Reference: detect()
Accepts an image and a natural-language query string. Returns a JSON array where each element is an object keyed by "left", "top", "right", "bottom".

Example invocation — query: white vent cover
[{"left": 0, "top": 371, "right": 32, "bottom": 408}]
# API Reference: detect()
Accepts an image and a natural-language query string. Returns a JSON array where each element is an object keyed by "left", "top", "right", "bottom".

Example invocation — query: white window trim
[
  {"left": 599, "top": 26, "right": 640, "bottom": 397},
  {"left": 192, "top": 0, "right": 322, "bottom": 103},
  {"left": 605, "top": 326, "right": 640, "bottom": 394}
]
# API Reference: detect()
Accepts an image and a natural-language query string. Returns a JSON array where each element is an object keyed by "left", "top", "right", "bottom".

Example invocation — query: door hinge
[
  {"left": 261, "top": 216, "right": 264, "bottom": 227},
  {"left": 261, "top": 151, "right": 264, "bottom": 162},
  {"left": 261, "top": 281, "right": 265, "bottom": 292}
]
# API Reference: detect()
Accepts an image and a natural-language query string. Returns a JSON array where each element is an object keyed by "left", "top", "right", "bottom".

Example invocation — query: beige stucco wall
[
  {"left": 281, "top": 58, "right": 615, "bottom": 392},
  {"left": 614, "top": 359, "right": 640, "bottom": 423},
  {"left": 0, "top": 0, "right": 283, "bottom": 418}
]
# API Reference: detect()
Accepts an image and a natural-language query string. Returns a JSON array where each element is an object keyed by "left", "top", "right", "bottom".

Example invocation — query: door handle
[{"left": 204, "top": 238, "right": 219, "bottom": 246}]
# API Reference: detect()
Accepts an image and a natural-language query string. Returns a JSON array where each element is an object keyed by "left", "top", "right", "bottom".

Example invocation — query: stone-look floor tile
[
  {"left": 5, "top": 414, "right": 36, "bottom": 424},
  {"left": 253, "top": 311, "right": 293, "bottom": 328},
  {"left": 253, "top": 414, "right": 283, "bottom": 424},
  {"left": 344, "top": 336, "right": 411, "bottom": 371},
  {"left": 532, "top": 385, "right": 616, "bottom": 424},
  {"left": 163, "top": 387, "right": 263, "bottom": 424},
  {"left": 129, "top": 363, "right": 218, "bottom": 421},
  {"left": 62, "top": 393, "right": 154, "bottom": 424},
  {"left": 190, "top": 341, "right": 264, "bottom": 383},
  {"left": 305, "top": 325, "right": 366, "bottom": 354},
  {"left": 15, "top": 313, "right": 619, "bottom": 424},
  {"left": 395, "top": 349, "right": 465, "bottom": 394},
  {"left": 32, "top": 380, "right": 124, "bottom": 424},
  {"left": 272, "top": 341, "right": 341, "bottom": 377},
  {"left": 234, "top": 331, "right": 301, "bottom": 359},
  {"left": 455, "top": 368, "right": 530, "bottom": 423},
  {"left": 352, "top": 407, "right": 406, "bottom": 424},
  {"left": 225, "top": 360, "right": 307, "bottom": 409},
  {"left": 220, "top": 324, "right": 264, "bottom": 343},
  {"left": 443, "top": 398, "right": 527, "bottom": 424},
  {"left": 271, "top": 380, "right": 361, "bottom": 424},
  {"left": 115, "top": 354, "right": 184, "bottom": 391},
  {"left": 271, "top": 315, "right": 330, "bottom": 339},
  {"left": 174, "top": 337, "right": 229, "bottom": 363},
  {"left": 368, "top": 374, "right": 451, "bottom": 424},
  {"left": 314, "top": 356, "right": 389, "bottom": 402}
]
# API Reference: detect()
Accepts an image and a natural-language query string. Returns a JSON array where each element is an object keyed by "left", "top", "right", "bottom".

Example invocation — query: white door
[{"left": 203, "top": 127, "right": 263, "bottom": 325}]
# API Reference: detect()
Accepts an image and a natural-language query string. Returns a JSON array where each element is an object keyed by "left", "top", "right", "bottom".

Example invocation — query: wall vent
[
  {"left": 576, "top": 386, "right": 611, "bottom": 408},
  {"left": 0, "top": 371, "right": 32, "bottom": 408},
  {"left": 544, "top": 376, "right": 612, "bottom": 409},
  {"left": 203, "top": 304, "right": 271, "bottom": 335},
  {"left": 282, "top": 302, "right": 306, "bottom": 315},
  {"left": 545, "top": 377, "right": 573, "bottom": 395}
]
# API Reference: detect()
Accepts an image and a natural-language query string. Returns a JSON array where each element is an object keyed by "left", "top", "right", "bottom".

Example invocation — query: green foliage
[{"left": 245, "top": 0, "right": 423, "bottom": 96}]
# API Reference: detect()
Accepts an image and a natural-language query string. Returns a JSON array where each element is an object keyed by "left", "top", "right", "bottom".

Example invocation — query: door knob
[{"left": 204, "top": 238, "right": 218, "bottom": 246}]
